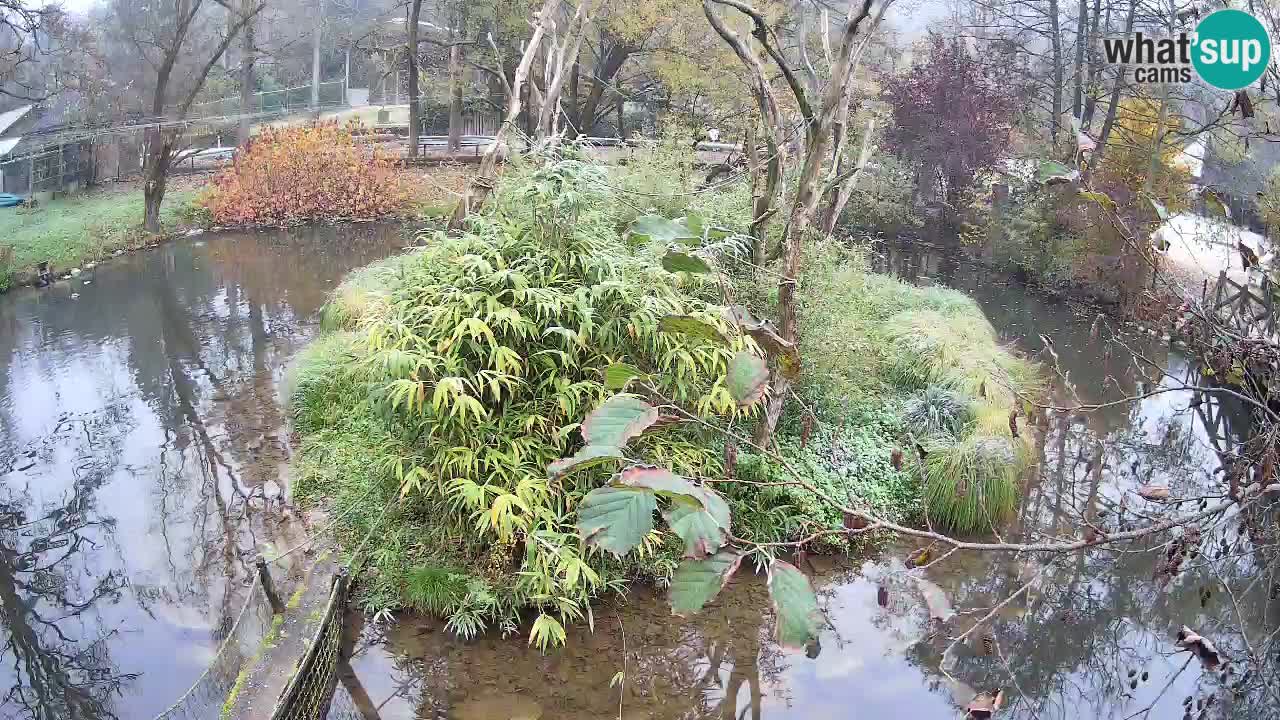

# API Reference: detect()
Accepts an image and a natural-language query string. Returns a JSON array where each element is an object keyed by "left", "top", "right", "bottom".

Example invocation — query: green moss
[
  {"left": 221, "top": 613, "right": 285, "bottom": 720},
  {"left": 0, "top": 187, "right": 198, "bottom": 284}
]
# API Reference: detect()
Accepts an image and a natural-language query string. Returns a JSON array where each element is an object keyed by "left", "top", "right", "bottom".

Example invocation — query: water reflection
[
  {"left": 0, "top": 224, "right": 409, "bottom": 719},
  {"left": 344, "top": 238, "right": 1276, "bottom": 720}
]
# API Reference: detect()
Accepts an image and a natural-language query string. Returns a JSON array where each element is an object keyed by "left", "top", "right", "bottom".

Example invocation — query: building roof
[{"left": 0, "top": 105, "right": 34, "bottom": 137}]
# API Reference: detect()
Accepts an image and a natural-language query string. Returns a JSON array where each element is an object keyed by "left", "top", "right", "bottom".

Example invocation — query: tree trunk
[
  {"left": 536, "top": 3, "right": 593, "bottom": 141},
  {"left": 615, "top": 90, "right": 624, "bottom": 137},
  {"left": 407, "top": 0, "right": 423, "bottom": 157},
  {"left": 1072, "top": 0, "right": 1087, "bottom": 120},
  {"left": 755, "top": 0, "right": 876, "bottom": 444},
  {"left": 142, "top": 128, "right": 172, "bottom": 233},
  {"left": 447, "top": 40, "right": 463, "bottom": 151},
  {"left": 311, "top": 0, "right": 323, "bottom": 110},
  {"left": 1081, "top": 0, "right": 1104, "bottom": 127},
  {"left": 237, "top": 0, "right": 256, "bottom": 146},
  {"left": 566, "top": 60, "right": 581, "bottom": 138},
  {"left": 819, "top": 118, "right": 876, "bottom": 237},
  {"left": 1084, "top": 0, "right": 1135, "bottom": 183},
  {"left": 1048, "top": 0, "right": 1064, "bottom": 147},
  {"left": 446, "top": 1, "right": 467, "bottom": 152},
  {"left": 574, "top": 40, "right": 631, "bottom": 137}
]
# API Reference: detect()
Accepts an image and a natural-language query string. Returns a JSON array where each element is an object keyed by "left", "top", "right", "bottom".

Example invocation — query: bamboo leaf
[
  {"left": 726, "top": 351, "right": 770, "bottom": 406},
  {"left": 1203, "top": 190, "right": 1230, "bottom": 220},
  {"left": 547, "top": 445, "right": 627, "bottom": 478},
  {"left": 658, "top": 315, "right": 728, "bottom": 345},
  {"left": 670, "top": 550, "right": 745, "bottom": 616},
  {"left": 767, "top": 560, "right": 823, "bottom": 649},
  {"left": 664, "top": 497, "right": 729, "bottom": 558},
  {"left": 1078, "top": 190, "right": 1116, "bottom": 211},
  {"left": 577, "top": 486, "right": 657, "bottom": 556},
  {"left": 581, "top": 395, "right": 659, "bottom": 448},
  {"left": 661, "top": 250, "right": 713, "bottom": 274},
  {"left": 603, "top": 362, "right": 647, "bottom": 390},
  {"left": 528, "top": 614, "right": 567, "bottom": 651}
]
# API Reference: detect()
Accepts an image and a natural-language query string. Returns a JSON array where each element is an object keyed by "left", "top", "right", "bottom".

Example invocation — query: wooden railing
[{"left": 1211, "top": 270, "right": 1278, "bottom": 340}]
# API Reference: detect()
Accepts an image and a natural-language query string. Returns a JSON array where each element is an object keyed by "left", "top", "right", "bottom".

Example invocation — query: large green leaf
[
  {"left": 670, "top": 550, "right": 745, "bottom": 616},
  {"left": 1036, "top": 160, "right": 1077, "bottom": 184},
  {"left": 661, "top": 250, "right": 713, "bottom": 274},
  {"left": 767, "top": 560, "right": 823, "bottom": 649},
  {"left": 616, "top": 465, "right": 698, "bottom": 496},
  {"left": 547, "top": 445, "right": 626, "bottom": 478},
  {"left": 577, "top": 486, "right": 657, "bottom": 556},
  {"left": 683, "top": 212, "right": 733, "bottom": 245},
  {"left": 686, "top": 484, "right": 731, "bottom": 528},
  {"left": 658, "top": 315, "right": 728, "bottom": 345},
  {"left": 727, "top": 351, "right": 770, "bottom": 406},
  {"left": 664, "top": 497, "right": 729, "bottom": 558},
  {"left": 603, "top": 362, "right": 647, "bottom": 390},
  {"left": 581, "top": 395, "right": 658, "bottom": 448},
  {"left": 628, "top": 214, "right": 696, "bottom": 243}
]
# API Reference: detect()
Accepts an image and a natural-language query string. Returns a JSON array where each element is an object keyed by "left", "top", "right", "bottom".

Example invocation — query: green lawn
[{"left": 0, "top": 187, "right": 198, "bottom": 289}]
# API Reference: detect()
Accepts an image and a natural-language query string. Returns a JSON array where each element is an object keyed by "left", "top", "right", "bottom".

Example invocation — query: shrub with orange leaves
[{"left": 202, "top": 123, "right": 410, "bottom": 225}]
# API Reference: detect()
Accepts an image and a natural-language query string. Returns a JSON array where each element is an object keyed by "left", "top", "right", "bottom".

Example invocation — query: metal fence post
[{"left": 257, "top": 556, "right": 286, "bottom": 614}]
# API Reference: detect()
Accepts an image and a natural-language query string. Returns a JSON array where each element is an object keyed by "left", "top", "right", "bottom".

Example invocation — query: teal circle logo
[{"left": 1193, "top": 9, "right": 1271, "bottom": 90}]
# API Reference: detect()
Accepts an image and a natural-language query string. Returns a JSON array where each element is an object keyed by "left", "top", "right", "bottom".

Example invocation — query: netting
[
  {"left": 153, "top": 578, "right": 277, "bottom": 720},
  {"left": 318, "top": 685, "right": 364, "bottom": 720},
  {"left": 269, "top": 573, "right": 349, "bottom": 720}
]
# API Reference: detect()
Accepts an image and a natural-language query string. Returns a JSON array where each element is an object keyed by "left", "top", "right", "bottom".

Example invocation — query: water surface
[{"left": 0, "top": 224, "right": 408, "bottom": 719}]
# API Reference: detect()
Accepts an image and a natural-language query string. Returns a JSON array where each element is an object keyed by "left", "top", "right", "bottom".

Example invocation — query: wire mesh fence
[
  {"left": 269, "top": 571, "right": 349, "bottom": 720},
  {"left": 184, "top": 81, "right": 349, "bottom": 122},
  {"left": 152, "top": 578, "right": 277, "bottom": 720}
]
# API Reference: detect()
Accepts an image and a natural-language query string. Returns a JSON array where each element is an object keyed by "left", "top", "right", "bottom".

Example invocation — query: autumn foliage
[
  {"left": 202, "top": 123, "right": 409, "bottom": 225},
  {"left": 883, "top": 35, "right": 1017, "bottom": 207}
]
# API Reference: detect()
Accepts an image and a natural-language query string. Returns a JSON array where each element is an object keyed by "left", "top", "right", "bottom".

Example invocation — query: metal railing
[{"left": 183, "top": 81, "right": 348, "bottom": 122}]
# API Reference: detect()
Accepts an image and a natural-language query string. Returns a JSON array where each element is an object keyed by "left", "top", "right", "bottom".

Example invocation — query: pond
[
  {"left": 1, "top": 229, "right": 1272, "bottom": 720},
  {"left": 0, "top": 224, "right": 410, "bottom": 719},
  {"left": 334, "top": 238, "right": 1275, "bottom": 720}
]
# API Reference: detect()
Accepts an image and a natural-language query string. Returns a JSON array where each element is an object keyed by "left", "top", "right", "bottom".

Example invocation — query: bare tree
[
  {"left": 0, "top": 1, "right": 63, "bottom": 102},
  {"left": 447, "top": 0, "right": 593, "bottom": 228},
  {"left": 109, "top": 0, "right": 265, "bottom": 231},
  {"left": 703, "top": 0, "right": 885, "bottom": 443}
]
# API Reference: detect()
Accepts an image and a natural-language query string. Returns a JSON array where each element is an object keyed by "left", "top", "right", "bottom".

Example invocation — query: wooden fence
[{"left": 1211, "top": 271, "right": 1278, "bottom": 339}]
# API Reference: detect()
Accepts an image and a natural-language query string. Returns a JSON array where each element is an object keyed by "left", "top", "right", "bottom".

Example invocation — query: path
[{"left": 222, "top": 552, "right": 344, "bottom": 720}]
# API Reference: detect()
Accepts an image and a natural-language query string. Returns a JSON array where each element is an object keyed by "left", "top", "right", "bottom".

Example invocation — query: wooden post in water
[{"left": 257, "top": 556, "right": 286, "bottom": 614}]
